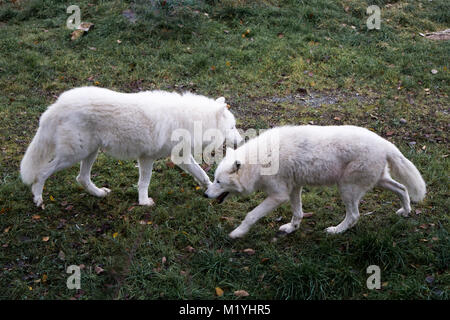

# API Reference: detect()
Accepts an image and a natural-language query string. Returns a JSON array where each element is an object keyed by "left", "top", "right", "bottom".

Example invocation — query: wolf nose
[{"left": 203, "top": 193, "right": 209, "bottom": 198}]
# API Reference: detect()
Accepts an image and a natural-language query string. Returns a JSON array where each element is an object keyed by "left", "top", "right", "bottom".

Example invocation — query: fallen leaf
[
  {"left": 112, "top": 232, "right": 118, "bottom": 239},
  {"left": 3, "top": 226, "right": 11, "bottom": 233},
  {"left": 303, "top": 212, "right": 314, "bottom": 218},
  {"left": 166, "top": 161, "right": 175, "bottom": 168},
  {"left": 425, "top": 275, "right": 434, "bottom": 284},
  {"left": 215, "top": 287, "right": 224, "bottom": 297},
  {"left": 49, "top": 195, "right": 55, "bottom": 201},
  {"left": 431, "top": 69, "right": 438, "bottom": 74},
  {"left": 95, "top": 266, "right": 104, "bottom": 274},
  {"left": 78, "top": 22, "right": 94, "bottom": 32},
  {"left": 42, "top": 236, "right": 50, "bottom": 242},
  {"left": 58, "top": 250, "right": 65, "bottom": 261},
  {"left": 70, "top": 29, "right": 84, "bottom": 41},
  {"left": 185, "top": 246, "right": 195, "bottom": 253},
  {"left": 243, "top": 248, "right": 255, "bottom": 255},
  {"left": 234, "top": 290, "right": 249, "bottom": 297}
]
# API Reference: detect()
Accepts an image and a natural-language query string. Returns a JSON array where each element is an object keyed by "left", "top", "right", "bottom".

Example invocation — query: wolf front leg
[
  {"left": 229, "top": 195, "right": 288, "bottom": 239},
  {"left": 279, "top": 186, "right": 303, "bottom": 234},
  {"left": 137, "top": 156, "right": 155, "bottom": 206},
  {"left": 176, "top": 154, "right": 212, "bottom": 188}
]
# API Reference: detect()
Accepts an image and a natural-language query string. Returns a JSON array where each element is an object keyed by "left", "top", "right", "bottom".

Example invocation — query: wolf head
[
  {"left": 214, "top": 97, "right": 243, "bottom": 147},
  {"left": 204, "top": 147, "right": 247, "bottom": 203}
]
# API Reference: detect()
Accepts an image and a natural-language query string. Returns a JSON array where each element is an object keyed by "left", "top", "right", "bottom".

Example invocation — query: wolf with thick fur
[
  {"left": 205, "top": 125, "right": 426, "bottom": 239},
  {"left": 21, "top": 86, "right": 242, "bottom": 208}
]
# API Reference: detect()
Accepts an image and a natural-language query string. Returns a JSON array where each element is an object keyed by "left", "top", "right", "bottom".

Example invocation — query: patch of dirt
[
  {"left": 424, "top": 29, "right": 450, "bottom": 41},
  {"left": 266, "top": 90, "right": 369, "bottom": 108},
  {"left": 228, "top": 89, "right": 376, "bottom": 129}
]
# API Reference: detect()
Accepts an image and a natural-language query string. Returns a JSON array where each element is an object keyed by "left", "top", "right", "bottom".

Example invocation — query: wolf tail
[
  {"left": 386, "top": 147, "right": 426, "bottom": 202},
  {"left": 20, "top": 112, "right": 56, "bottom": 185}
]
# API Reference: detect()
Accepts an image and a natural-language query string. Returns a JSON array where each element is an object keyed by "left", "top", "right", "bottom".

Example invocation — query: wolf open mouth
[{"left": 216, "top": 192, "right": 229, "bottom": 204}]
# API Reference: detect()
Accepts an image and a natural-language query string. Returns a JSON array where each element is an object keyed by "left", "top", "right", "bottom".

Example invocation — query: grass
[{"left": 0, "top": 0, "right": 448, "bottom": 299}]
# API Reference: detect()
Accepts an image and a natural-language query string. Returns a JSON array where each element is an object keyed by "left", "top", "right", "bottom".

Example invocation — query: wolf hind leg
[
  {"left": 32, "top": 155, "right": 80, "bottom": 208},
  {"left": 76, "top": 149, "right": 111, "bottom": 197},
  {"left": 377, "top": 167, "right": 411, "bottom": 217}
]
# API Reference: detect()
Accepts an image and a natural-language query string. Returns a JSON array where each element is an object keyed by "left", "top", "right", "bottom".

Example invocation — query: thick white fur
[
  {"left": 20, "top": 86, "right": 242, "bottom": 208},
  {"left": 205, "top": 125, "right": 426, "bottom": 238}
]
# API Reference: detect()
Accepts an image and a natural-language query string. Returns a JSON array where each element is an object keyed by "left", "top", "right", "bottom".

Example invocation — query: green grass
[{"left": 0, "top": 0, "right": 448, "bottom": 299}]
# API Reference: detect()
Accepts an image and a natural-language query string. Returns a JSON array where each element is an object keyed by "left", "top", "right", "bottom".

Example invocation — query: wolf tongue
[{"left": 217, "top": 192, "right": 229, "bottom": 204}]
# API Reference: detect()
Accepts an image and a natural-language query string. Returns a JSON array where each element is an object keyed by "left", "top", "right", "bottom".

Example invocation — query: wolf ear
[
  {"left": 231, "top": 160, "right": 241, "bottom": 174},
  {"left": 216, "top": 97, "right": 226, "bottom": 104}
]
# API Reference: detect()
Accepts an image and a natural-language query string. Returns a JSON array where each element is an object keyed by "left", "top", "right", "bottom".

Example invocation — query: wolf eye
[{"left": 217, "top": 180, "right": 221, "bottom": 184}]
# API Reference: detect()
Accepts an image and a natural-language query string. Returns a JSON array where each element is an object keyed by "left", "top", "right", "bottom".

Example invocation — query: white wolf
[
  {"left": 205, "top": 125, "right": 426, "bottom": 239},
  {"left": 21, "top": 86, "right": 242, "bottom": 208}
]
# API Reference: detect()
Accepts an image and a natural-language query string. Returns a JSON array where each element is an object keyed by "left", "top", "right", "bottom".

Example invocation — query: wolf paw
[
  {"left": 325, "top": 226, "right": 339, "bottom": 234},
  {"left": 229, "top": 226, "right": 247, "bottom": 239},
  {"left": 139, "top": 197, "right": 155, "bottom": 206},
  {"left": 396, "top": 208, "right": 410, "bottom": 217},
  {"left": 97, "top": 187, "right": 111, "bottom": 197},
  {"left": 33, "top": 196, "right": 44, "bottom": 209},
  {"left": 278, "top": 223, "right": 298, "bottom": 234}
]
